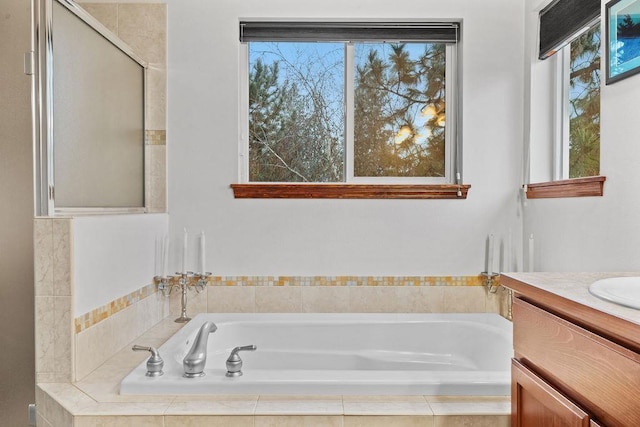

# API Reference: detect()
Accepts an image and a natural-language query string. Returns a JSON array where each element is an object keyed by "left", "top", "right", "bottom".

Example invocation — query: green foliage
[
  {"left": 248, "top": 55, "right": 344, "bottom": 182},
  {"left": 354, "top": 43, "right": 447, "bottom": 177},
  {"left": 247, "top": 42, "right": 448, "bottom": 182},
  {"left": 568, "top": 26, "right": 600, "bottom": 178}
]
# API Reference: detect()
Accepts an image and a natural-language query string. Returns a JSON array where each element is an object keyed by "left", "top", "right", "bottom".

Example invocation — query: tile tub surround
[
  {"left": 35, "top": 222, "right": 509, "bottom": 424},
  {"left": 73, "top": 275, "right": 508, "bottom": 335},
  {"left": 68, "top": 275, "right": 508, "bottom": 383},
  {"left": 35, "top": 217, "right": 74, "bottom": 384},
  {"left": 36, "top": 319, "right": 510, "bottom": 427},
  {"left": 52, "top": 274, "right": 508, "bottom": 382},
  {"left": 35, "top": 215, "right": 169, "bottom": 383},
  {"left": 201, "top": 275, "right": 510, "bottom": 317},
  {"left": 74, "top": 290, "right": 169, "bottom": 381},
  {"left": 34, "top": 215, "right": 508, "bottom": 389},
  {"left": 74, "top": 283, "right": 160, "bottom": 334}
]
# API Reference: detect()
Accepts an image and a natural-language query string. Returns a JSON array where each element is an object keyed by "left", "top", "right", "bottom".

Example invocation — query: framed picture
[{"left": 607, "top": 0, "right": 640, "bottom": 84}]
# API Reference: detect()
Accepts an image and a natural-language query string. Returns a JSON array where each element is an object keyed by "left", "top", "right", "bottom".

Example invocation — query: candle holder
[
  {"left": 480, "top": 271, "right": 500, "bottom": 294},
  {"left": 154, "top": 272, "right": 211, "bottom": 323},
  {"left": 174, "top": 272, "right": 193, "bottom": 323},
  {"left": 505, "top": 288, "right": 513, "bottom": 320}
]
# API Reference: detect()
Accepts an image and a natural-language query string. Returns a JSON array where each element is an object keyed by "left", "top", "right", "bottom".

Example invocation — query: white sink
[{"left": 589, "top": 277, "right": 640, "bottom": 310}]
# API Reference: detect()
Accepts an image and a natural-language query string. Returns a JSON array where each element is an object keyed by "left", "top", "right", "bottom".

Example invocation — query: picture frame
[{"left": 606, "top": 0, "right": 640, "bottom": 84}]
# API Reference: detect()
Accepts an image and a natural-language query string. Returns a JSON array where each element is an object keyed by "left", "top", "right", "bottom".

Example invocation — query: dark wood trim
[
  {"left": 525, "top": 176, "right": 605, "bottom": 199},
  {"left": 511, "top": 359, "right": 591, "bottom": 427},
  {"left": 502, "top": 274, "right": 640, "bottom": 354},
  {"left": 231, "top": 183, "right": 471, "bottom": 199},
  {"left": 513, "top": 298, "right": 640, "bottom": 427}
]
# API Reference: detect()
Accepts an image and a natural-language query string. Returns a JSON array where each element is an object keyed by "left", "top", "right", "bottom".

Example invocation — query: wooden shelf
[
  {"left": 231, "top": 183, "right": 471, "bottom": 199},
  {"left": 525, "top": 176, "right": 605, "bottom": 199}
]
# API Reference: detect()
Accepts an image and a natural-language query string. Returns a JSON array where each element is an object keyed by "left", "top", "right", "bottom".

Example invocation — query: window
[
  {"left": 526, "top": 0, "right": 604, "bottom": 199},
  {"left": 556, "top": 24, "right": 601, "bottom": 180},
  {"left": 239, "top": 22, "right": 460, "bottom": 187}
]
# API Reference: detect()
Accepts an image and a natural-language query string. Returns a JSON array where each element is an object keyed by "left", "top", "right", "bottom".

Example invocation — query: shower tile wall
[
  {"left": 78, "top": 1, "right": 167, "bottom": 213},
  {"left": 74, "top": 276, "right": 508, "bottom": 379}
]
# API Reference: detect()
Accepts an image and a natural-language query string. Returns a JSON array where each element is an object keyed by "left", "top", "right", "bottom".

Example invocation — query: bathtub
[{"left": 120, "top": 312, "right": 512, "bottom": 396}]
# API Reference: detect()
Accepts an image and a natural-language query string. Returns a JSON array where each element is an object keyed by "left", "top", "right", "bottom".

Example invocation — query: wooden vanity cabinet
[
  {"left": 512, "top": 359, "right": 591, "bottom": 427},
  {"left": 511, "top": 297, "right": 640, "bottom": 427}
]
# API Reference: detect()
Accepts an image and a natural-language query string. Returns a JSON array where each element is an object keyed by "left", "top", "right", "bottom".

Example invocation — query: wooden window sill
[
  {"left": 525, "top": 176, "right": 606, "bottom": 199},
  {"left": 231, "top": 183, "right": 471, "bottom": 199}
]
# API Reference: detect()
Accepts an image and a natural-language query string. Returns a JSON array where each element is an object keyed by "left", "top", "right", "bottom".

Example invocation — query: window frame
[
  {"left": 553, "top": 45, "right": 572, "bottom": 181},
  {"left": 526, "top": 18, "right": 604, "bottom": 199},
  {"left": 343, "top": 43, "right": 457, "bottom": 185},
  {"left": 553, "top": 23, "right": 601, "bottom": 181},
  {"left": 236, "top": 22, "right": 465, "bottom": 198}
]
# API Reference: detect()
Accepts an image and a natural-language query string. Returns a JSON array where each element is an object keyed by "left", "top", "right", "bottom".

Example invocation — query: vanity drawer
[{"left": 513, "top": 298, "right": 640, "bottom": 427}]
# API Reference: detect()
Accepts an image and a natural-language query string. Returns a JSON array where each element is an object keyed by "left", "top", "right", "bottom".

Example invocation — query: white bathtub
[{"left": 120, "top": 312, "right": 512, "bottom": 396}]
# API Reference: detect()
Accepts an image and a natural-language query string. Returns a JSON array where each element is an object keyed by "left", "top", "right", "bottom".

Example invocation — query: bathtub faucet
[{"left": 183, "top": 321, "right": 217, "bottom": 378}]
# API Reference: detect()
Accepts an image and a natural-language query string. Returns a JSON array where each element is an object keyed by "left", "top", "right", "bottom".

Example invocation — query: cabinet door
[{"left": 512, "top": 359, "right": 591, "bottom": 427}]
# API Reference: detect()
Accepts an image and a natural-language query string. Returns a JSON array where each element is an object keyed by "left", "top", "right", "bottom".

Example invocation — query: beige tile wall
[
  {"left": 75, "top": 292, "right": 168, "bottom": 380},
  {"left": 43, "top": 412, "right": 511, "bottom": 427},
  {"left": 37, "top": 380, "right": 511, "bottom": 427},
  {"left": 78, "top": 1, "right": 167, "bottom": 213},
  {"left": 200, "top": 282, "right": 510, "bottom": 317},
  {"left": 78, "top": 2, "right": 167, "bottom": 127},
  {"left": 35, "top": 216, "right": 169, "bottom": 384},
  {"left": 34, "top": 218, "right": 74, "bottom": 384},
  {"left": 35, "top": 383, "right": 74, "bottom": 427},
  {"left": 145, "top": 143, "right": 167, "bottom": 212}
]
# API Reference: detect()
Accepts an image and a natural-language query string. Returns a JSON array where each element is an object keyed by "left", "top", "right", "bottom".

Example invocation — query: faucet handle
[
  {"left": 132, "top": 345, "right": 164, "bottom": 377},
  {"left": 225, "top": 345, "right": 257, "bottom": 377}
]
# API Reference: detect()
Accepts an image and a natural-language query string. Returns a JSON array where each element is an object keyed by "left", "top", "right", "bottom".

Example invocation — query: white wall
[
  {"left": 73, "top": 213, "right": 168, "bottom": 314},
  {"left": 524, "top": 0, "right": 640, "bottom": 272},
  {"left": 166, "top": 0, "right": 526, "bottom": 276},
  {"left": 525, "top": 0, "right": 557, "bottom": 184}
]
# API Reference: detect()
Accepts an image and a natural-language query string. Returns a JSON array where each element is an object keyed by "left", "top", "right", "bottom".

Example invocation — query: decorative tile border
[
  {"left": 145, "top": 129, "right": 166, "bottom": 145},
  {"left": 208, "top": 275, "right": 485, "bottom": 287},
  {"left": 74, "top": 276, "right": 488, "bottom": 332},
  {"left": 74, "top": 283, "right": 156, "bottom": 333}
]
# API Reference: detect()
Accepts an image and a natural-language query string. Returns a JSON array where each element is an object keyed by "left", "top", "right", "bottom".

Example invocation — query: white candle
[
  {"left": 506, "top": 229, "right": 512, "bottom": 272},
  {"left": 182, "top": 228, "right": 188, "bottom": 273},
  {"left": 155, "top": 237, "right": 160, "bottom": 277},
  {"left": 487, "top": 234, "right": 494, "bottom": 276},
  {"left": 162, "top": 236, "right": 169, "bottom": 278},
  {"left": 200, "top": 231, "right": 206, "bottom": 274},
  {"left": 528, "top": 234, "right": 535, "bottom": 272}
]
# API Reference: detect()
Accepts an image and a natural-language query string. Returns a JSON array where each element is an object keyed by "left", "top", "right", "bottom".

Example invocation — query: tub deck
[{"left": 37, "top": 318, "right": 511, "bottom": 427}]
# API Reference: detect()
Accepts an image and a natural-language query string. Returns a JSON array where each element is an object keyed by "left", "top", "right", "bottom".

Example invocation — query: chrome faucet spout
[{"left": 183, "top": 321, "right": 217, "bottom": 377}]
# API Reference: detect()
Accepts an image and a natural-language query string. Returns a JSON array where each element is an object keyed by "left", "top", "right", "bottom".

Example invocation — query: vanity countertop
[{"left": 502, "top": 272, "right": 640, "bottom": 351}]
